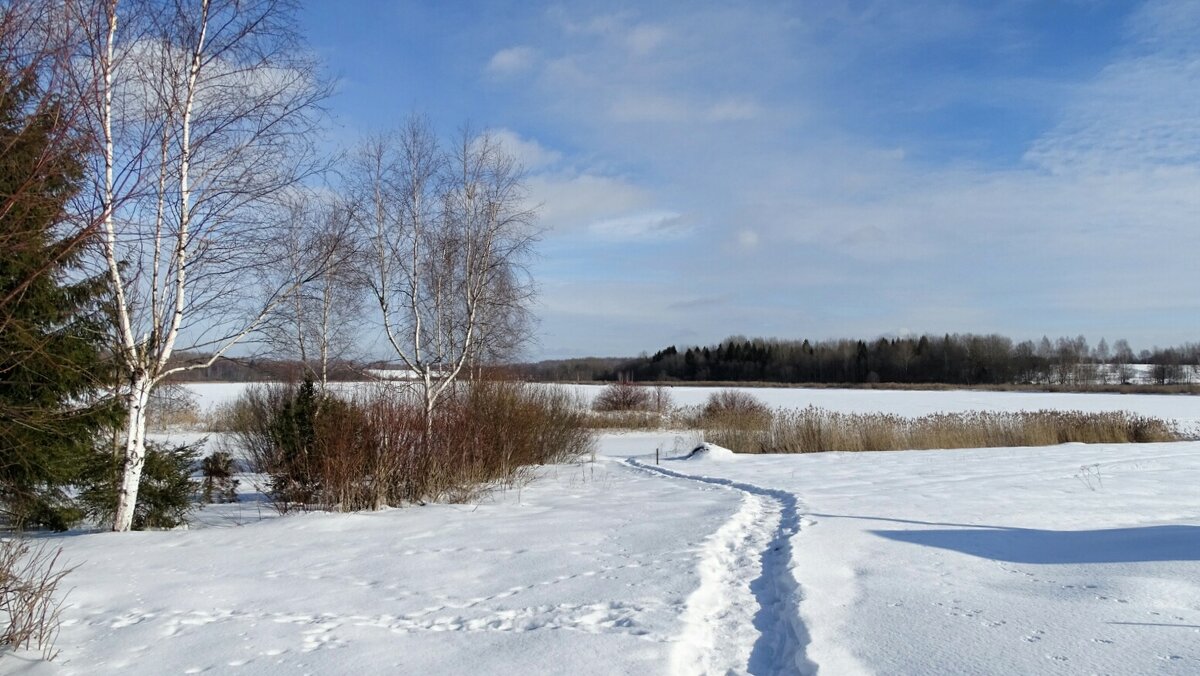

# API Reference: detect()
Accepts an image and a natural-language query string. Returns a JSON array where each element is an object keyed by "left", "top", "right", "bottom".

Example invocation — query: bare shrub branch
[{"left": 0, "top": 538, "right": 74, "bottom": 661}]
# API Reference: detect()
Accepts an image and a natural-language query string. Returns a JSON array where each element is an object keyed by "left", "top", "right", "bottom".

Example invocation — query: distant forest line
[
  {"left": 164, "top": 335, "right": 1200, "bottom": 390},
  {"left": 523, "top": 335, "right": 1200, "bottom": 387}
]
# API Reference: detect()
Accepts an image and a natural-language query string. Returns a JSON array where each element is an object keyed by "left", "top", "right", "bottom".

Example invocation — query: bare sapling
[{"left": 260, "top": 191, "right": 364, "bottom": 390}]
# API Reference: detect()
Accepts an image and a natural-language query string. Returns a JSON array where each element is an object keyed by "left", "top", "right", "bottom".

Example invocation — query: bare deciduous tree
[
  {"left": 261, "top": 190, "right": 362, "bottom": 389},
  {"left": 350, "top": 117, "right": 538, "bottom": 440},
  {"left": 73, "top": 0, "right": 329, "bottom": 531}
]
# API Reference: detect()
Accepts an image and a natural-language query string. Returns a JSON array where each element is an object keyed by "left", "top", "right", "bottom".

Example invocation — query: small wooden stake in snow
[{"left": 656, "top": 447, "right": 660, "bottom": 465}]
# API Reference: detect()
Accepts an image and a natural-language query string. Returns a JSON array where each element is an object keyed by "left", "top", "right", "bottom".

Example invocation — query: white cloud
[
  {"left": 489, "top": 128, "right": 562, "bottom": 170},
  {"left": 626, "top": 24, "right": 668, "bottom": 56},
  {"left": 1126, "top": 0, "right": 1200, "bottom": 49},
  {"left": 560, "top": 12, "right": 630, "bottom": 37},
  {"left": 587, "top": 210, "right": 689, "bottom": 241},
  {"left": 526, "top": 172, "right": 655, "bottom": 234},
  {"left": 486, "top": 46, "right": 537, "bottom": 76},
  {"left": 607, "top": 93, "right": 762, "bottom": 123},
  {"left": 1025, "top": 0, "right": 1200, "bottom": 174},
  {"left": 736, "top": 229, "right": 760, "bottom": 249},
  {"left": 1024, "top": 55, "right": 1200, "bottom": 174},
  {"left": 471, "top": 2, "right": 1200, "bottom": 354}
]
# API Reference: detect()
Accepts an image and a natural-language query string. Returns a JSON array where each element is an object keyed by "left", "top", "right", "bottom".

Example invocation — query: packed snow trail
[{"left": 627, "top": 456, "right": 816, "bottom": 675}]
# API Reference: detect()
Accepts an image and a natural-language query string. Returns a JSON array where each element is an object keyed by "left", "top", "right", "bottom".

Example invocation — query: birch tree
[
  {"left": 262, "top": 191, "right": 362, "bottom": 389},
  {"left": 74, "top": 0, "right": 328, "bottom": 531},
  {"left": 352, "top": 118, "right": 538, "bottom": 439}
]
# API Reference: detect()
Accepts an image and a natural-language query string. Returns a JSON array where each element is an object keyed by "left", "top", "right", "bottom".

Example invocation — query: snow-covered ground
[
  {"left": 12, "top": 387, "right": 1200, "bottom": 675},
  {"left": 15, "top": 434, "right": 740, "bottom": 675},
  {"left": 637, "top": 440, "right": 1200, "bottom": 674}
]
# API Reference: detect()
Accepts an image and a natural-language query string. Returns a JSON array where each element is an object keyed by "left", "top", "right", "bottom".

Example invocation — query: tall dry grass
[
  {"left": 705, "top": 406, "right": 1183, "bottom": 454},
  {"left": 0, "top": 539, "right": 73, "bottom": 660},
  {"left": 582, "top": 410, "right": 674, "bottom": 430}
]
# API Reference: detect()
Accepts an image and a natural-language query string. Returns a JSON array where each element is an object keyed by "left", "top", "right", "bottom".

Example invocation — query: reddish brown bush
[
  {"left": 232, "top": 380, "right": 593, "bottom": 512},
  {"left": 593, "top": 380, "right": 653, "bottom": 412},
  {"left": 700, "top": 389, "right": 771, "bottom": 421}
]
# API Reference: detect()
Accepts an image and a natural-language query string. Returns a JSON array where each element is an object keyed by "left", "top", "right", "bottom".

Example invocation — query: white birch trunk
[
  {"left": 110, "top": 0, "right": 208, "bottom": 532},
  {"left": 112, "top": 376, "right": 151, "bottom": 532}
]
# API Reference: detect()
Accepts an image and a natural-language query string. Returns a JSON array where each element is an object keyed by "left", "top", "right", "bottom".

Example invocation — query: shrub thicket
[
  {"left": 592, "top": 380, "right": 652, "bottom": 412},
  {"left": 589, "top": 382, "right": 675, "bottom": 429},
  {"left": 700, "top": 389, "right": 771, "bottom": 421},
  {"left": 684, "top": 390, "right": 774, "bottom": 451},
  {"left": 231, "top": 379, "right": 593, "bottom": 512},
  {"left": 583, "top": 410, "right": 671, "bottom": 430},
  {"left": 145, "top": 384, "right": 203, "bottom": 431}
]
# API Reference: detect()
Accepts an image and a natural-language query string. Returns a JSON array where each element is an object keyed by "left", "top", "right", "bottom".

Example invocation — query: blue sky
[{"left": 300, "top": 0, "right": 1200, "bottom": 359}]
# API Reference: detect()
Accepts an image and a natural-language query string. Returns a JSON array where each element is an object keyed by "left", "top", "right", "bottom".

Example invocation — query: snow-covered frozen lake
[
  {"left": 18, "top": 386, "right": 1200, "bottom": 675},
  {"left": 183, "top": 381, "right": 1200, "bottom": 428}
]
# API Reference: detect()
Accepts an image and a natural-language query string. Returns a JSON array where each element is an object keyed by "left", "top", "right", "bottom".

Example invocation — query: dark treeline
[
  {"left": 526, "top": 335, "right": 1200, "bottom": 386},
  {"left": 515, "top": 357, "right": 628, "bottom": 382},
  {"left": 161, "top": 353, "right": 365, "bottom": 383}
]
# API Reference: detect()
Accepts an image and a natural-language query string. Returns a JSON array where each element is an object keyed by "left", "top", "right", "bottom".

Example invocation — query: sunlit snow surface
[{"left": 11, "top": 386, "right": 1200, "bottom": 675}]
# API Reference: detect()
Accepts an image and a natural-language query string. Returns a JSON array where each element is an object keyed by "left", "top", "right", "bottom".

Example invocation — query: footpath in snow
[
  {"left": 628, "top": 444, "right": 815, "bottom": 675},
  {"left": 665, "top": 439, "right": 1200, "bottom": 675}
]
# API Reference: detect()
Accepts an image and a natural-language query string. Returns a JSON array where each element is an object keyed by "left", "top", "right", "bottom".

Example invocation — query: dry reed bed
[
  {"left": 592, "top": 380, "right": 1200, "bottom": 395},
  {"left": 583, "top": 410, "right": 678, "bottom": 430},
  {"left": 705, "top": 407, "right": 1185, "bottom": 454}
]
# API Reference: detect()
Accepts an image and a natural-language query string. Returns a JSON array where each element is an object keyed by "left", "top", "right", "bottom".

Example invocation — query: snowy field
[
  {"left": 10, "top": 387, "right": 1200, "bottom": 675},
  {"left": 183, "top": 381, "right": 1200, "bottom": 430}
]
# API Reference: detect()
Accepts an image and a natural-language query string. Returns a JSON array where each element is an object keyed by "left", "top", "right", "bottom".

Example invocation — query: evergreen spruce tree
[{"left": 0, "top": 70, "right": 116, "bottom": 530}]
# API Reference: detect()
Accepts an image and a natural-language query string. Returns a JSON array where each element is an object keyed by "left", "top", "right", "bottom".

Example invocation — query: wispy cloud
[
  {"left": 490, "top": 128, "right": 562, "bottom": 169},
  {"left": 608, "top": 93, "right": 690, "bottom": 123},
  {"left": 525, "top": 172, "right": 656, "bottom": 234},
  {"left": 486, "top": 46, "right": 537, "bottom": 77},
  {"left": 626, "top": 24, "right": 668, "bottom": 56},
  {"left": 1025, "top": 2, "right": 1200, "bottom": 174},
  {"left": 587, "top": 210, "right": 689, "bottom": 242}
]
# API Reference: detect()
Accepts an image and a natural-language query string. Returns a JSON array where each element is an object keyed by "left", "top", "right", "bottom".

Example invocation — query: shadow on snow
[{"left": 813, "top": 513, "right": 1200, "bottom": 564}]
